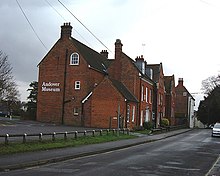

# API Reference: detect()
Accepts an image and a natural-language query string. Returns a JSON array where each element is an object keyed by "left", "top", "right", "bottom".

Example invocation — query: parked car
[{"left": 212, "top": 123, "right": 220, "bottom": 137}]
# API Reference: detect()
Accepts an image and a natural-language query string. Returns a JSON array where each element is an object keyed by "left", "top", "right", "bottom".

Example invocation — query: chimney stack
[
  {"left": 115, "top": 39, "right": 123, "bottom": 60},
  {"left": 178, "top": 78, "right": 184, "bottom": 86},
  {"left": 61, "top": 22, "right": 72, "bottom": 39},
  {"left": 100, "top": 50, "right": 108, "bottom": 58},
  {"left": 135, "top": 55, "right": 145, "bottom": 74}
]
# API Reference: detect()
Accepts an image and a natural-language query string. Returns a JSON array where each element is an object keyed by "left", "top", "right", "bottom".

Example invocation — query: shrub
[
  {"left": 133, "top": 126, "right": 144, "bottom": 131},
  {"left": 143, "top": 121, "right": 154, "bottom": 130},
  {"left": 161, "top": 118, "right": 169, "bottom": 127}
]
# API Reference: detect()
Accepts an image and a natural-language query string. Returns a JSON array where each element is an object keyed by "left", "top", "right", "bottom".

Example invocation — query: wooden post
[
  {"left": 39, "top": 133, "right": 43, "bottom": 142},
  {"left": 5, "top": 134, "right": 9, "bottom": 145},
  {"left": 52, "top": 132, "right": 56, "bottom": 141},
  {"left": 74, "top": 131, "right": 78, "bottom": 139},
  {"left": 23, "top": 133, "right": 27, "bottom": 143}
]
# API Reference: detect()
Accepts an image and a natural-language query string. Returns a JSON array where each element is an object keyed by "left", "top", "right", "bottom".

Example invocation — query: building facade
[
  {"left": 175, "top": 78, "right": 195, "bottom": 127},
  {"left": 164, "top": 75, "right": 176, "bottom": 125},
  {"left": 37, "top": 23, "right": 194, "bottom": 129},
  {"left": 37, "top": 23, "right": 110, "bottom": 126},
  {"left": 146, "top": 63, "right": 165, "bottom": 127},
  {"left": 108, "top": 39, "right": 155, "bottom": 128}
]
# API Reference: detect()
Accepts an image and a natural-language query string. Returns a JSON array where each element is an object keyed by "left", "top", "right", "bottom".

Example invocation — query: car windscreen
[{"left": 214, "top": 124, "right": 220, "bottom": 128}]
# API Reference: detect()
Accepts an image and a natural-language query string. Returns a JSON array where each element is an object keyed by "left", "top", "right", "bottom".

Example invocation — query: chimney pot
[
  {"left": 61, "top": 22, "right": 72, "bottom": 39},
  {"left": 178, "top": 78, "right": 184, "bottom": 86},
  {"left": 100, "top": 50, "right": 108, "bottom": 58}
]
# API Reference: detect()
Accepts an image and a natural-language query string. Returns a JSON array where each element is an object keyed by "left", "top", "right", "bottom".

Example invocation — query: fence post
[
  {"left": 113, "top": 129, "right": 115, "bottom": 135},
  {"left": 23, "top": 133, "right": 27, "bottom": 143},
  {"left": 74, "top": 131, "right": 78, "bottom": 139},
  {"left": 5, "top": 134, "right": 9, "bottom": 145},
  {"left": 127, "top": 128, "right": 130, "bottom": 135},
  {"left": 39, "top": 133, "right": 43, "bottom": 142},
  {"left": 52, "top": 132, "right": 56, "bottom": 141},
  {"left": 92, "top": 130, "right": 95, "bottom": 137},
  {"left": 64, "top": 132, "right": 67, "bottom": 140}
]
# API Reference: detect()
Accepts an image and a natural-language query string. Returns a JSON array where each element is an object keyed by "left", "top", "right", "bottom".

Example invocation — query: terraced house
[{"left": 37, "top": 23, "right": 194, "bottom": 129}]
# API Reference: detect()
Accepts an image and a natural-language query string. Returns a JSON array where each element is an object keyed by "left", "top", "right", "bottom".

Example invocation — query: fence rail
[{"left": 0, "top": 128, "right": 130, "bottom": 145}]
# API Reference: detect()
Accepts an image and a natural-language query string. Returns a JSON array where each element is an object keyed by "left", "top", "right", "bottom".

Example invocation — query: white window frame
[
  {"left": 145, "top": 109, "right": 149, "bottom": 122},
  {"left": 141, "top": 85, "right": 144, "bottom": 102},
  {"left": 149, "top": 89, "right": 153, "bottom": 104},
  {"left": 70, "top": 52, "right": 79, "bottom": 65},
  {"left": 132, "top": 106, "right": 135, "bottom": 122},
  {"left": 73, "top": 107, "right": 79, "bottom": 116},
  {"left": 146, "top": 87, "right": 148, "bottom": 103},
  {"left": 127, "top": 105, "right": 130, "bottom": 122},
  {"left": 140, "top": 110, "right": 143, "bottom": 126},
  {"left": 75, "top": 81, "right": 80, "bottom": 90}
]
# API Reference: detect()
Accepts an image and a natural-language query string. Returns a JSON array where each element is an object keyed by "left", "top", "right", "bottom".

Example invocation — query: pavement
[{"left": 0, "top": 128, "right": 192, "bottom": 172}]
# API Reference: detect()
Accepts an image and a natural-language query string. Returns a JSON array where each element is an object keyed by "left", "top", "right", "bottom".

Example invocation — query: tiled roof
[
  {"left": 110, "top": 79, "right": 139, "bottom": 103},
  {"left": 71, "top": 37, "right": 112, "bottom": 74},
  {"left": 121, "top": 53, "right": 154, "bottom": 84}
]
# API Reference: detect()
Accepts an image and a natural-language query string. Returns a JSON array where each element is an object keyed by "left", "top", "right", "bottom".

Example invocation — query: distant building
[
  {"left": 164, "top": 75, "right": 176, "bottom": 125},
  {"left": 146, "top": 63, "right": 165, "bottom": 127},
  {"left": 175, "top": 78, "right": 195, "bottom": 128}
]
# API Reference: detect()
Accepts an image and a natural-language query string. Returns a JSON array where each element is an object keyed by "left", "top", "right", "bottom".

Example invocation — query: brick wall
[
  {"left": 37, "top": 26, "right": 105, "bottom": 126},
  {"left": 84, "top": 78, "right": 127, "bottom": 129}
]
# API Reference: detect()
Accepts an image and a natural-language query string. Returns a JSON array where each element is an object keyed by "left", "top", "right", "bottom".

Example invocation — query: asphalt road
[
  {"left": 0, "top": 117, "right": 91, "bottom": 135},
  {"left": 0, "top": 117, "right": 95, "bottom": 143},
  {"left": 2, "top": 129, "right": 219, "bottom": 176}
]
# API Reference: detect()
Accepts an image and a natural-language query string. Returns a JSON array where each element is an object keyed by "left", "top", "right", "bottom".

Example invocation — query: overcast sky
[{"left": 0, "top": 0, "right": 220, "bottom": 109}]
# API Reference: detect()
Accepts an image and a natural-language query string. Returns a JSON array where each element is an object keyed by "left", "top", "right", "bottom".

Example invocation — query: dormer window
[{"left": 70, "top": 52, "right": 79, "bottom": 65}]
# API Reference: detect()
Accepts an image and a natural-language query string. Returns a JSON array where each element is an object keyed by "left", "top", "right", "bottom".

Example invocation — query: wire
[
  {"left": 16, "top": 0, "right": 48, "bottom": 51},
  {"left": 45, "top": 0, "right": 66, "bottom": 21},
  {"left": 58, "top": 0, "right": 112, "bottom": 53},
  {"left": 44, "top": 0, "right": 92, "bottom": 47}
]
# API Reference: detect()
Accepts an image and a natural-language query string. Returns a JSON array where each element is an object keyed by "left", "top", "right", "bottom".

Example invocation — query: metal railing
[{"left": 0, "top": 128, "right": 130, "bottom": 145}]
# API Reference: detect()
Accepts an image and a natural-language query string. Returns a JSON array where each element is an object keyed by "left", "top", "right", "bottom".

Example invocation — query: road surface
[{"left": 1, "top": 129, "right": 219, "bottom": 176}]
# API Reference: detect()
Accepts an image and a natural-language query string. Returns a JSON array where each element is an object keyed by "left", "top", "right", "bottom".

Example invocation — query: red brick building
[
  {"left": 37, "top": 23, "right": 194, "bottom": 129},
  {"left": 175, "top": 78, "right": 195, "bottom": 126},
  {"left": 146, "top": 63, "right": 165, "bottom": 127},
  {"left": 37, "top": 23, "right": 153, "bottom": 129},
  {"left": 108, "top": 39, "right": 155, "bottom": 128},
  {"left": 83, "top": 77, "right": 138, "bottom": 129},
  {"left": 37, "top": 23, "right": 111, "bottom": 126},
  {"left": 164, "top": 75, "right": 176, "bottom": 125}
]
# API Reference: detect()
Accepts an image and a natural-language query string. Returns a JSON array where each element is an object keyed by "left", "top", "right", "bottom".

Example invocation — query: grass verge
[
  {"left": 0, "top": 133, "right": 136, "bottom": 155},
  {"left": 133, "top": 129, "right": 152, "bottom": 135}
]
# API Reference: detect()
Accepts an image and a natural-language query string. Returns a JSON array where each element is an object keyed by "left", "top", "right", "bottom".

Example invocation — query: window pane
[
  {"left": 132, "top": 106, "right": 135, "bottom": 122},
  {"left": 127, "top": 105, "right": 130, "bottom": 122},
  {"left": 70, "top": 53, "right": 79, "bottom": 65},
  {"left": 75, "top": 81, "right": 80, "bottom": 90}
]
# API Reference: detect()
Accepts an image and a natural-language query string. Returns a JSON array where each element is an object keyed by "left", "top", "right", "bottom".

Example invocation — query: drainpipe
[
  {"left": 139, "top": 78, "right": 142, "bottom": 127},
  {"left": 61, "top": 49, "right": 68, "bottom": 124},
  {"left": 125, "top": 100, "right": 128, "bottom": 128}
]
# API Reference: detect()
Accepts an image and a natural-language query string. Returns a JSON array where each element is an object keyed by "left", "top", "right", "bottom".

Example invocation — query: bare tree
[
  {"left": 201, "top": 74, "right": 220, "bottom": 94},
  {"left": 0, "top": 51, "right": 19, "bottom": 101}
]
